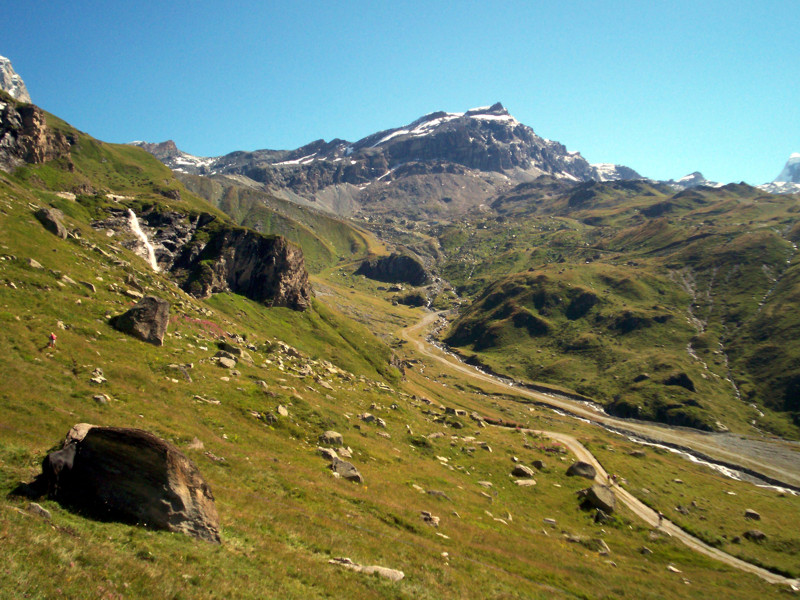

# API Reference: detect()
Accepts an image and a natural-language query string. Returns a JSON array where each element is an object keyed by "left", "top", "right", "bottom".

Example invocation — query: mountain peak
[
  {"left": 0, "top": 55, "right": 31, "bottom": 103},
  {"left": 774, "top": 152, "right": 800, "bottom": 183}
]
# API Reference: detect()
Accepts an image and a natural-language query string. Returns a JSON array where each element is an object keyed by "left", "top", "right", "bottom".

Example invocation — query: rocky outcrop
[
  {"left": 34, "top": 207, "right": 68, "bottom": 239},
  {"left": 0, "top": 93, "right": 74, "bottom": 172},
  {"left": 177, "top": 227, "right": 312, "bottom": 310},
  {"left": 94, "top": 208, "right": 312, "bottom": 311},
  {"left": 109, "top": 296, "right": 170, "bottom": 346},
  {"left": 356, "top": 253, "right": 429, "bottom": 286},
  {"left": 37, "top": 424, "right": 220, "bottom": 542}
]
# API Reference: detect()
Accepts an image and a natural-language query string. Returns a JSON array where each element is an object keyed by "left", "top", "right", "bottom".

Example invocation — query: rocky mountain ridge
[{"left": 133, "top": 103, "right": 642, "bottom": 216}]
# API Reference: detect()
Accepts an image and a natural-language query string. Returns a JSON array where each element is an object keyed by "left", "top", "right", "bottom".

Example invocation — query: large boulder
[
  {"left": 566, "top": 461, "right": 597, "bottom": 479},
  {"left": 39, "top": 424, "right": 219, "bottom": 542},
  {"left": 34, "top": 207, "right": 68, "bottom": 239},
  {"left": 109, "top": 296, "right": 170, "bottom": 346},
  {"left": 578, "top": 485, "right": 617, "bottom": 514}
]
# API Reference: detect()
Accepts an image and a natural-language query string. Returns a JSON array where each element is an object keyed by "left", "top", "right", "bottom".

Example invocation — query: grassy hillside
[
  {"left": 177, "top": 174, "right": 373, "bottom": 273},
  {"left": 1, "top": 105, "right": 799, "bottom": 599},
  {"left": 439, "top": 180, "right": 800, "bottom": 437}
]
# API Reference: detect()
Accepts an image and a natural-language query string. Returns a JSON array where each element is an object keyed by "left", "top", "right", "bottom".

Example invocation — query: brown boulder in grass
[{"left": 40, "top": 424, "right": 220, "bottom": 542}]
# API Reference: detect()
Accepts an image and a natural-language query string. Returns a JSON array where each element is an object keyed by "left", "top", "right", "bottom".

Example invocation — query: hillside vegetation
[
  {"left": 437, "top": 178, "right": 800, "bottom": 437},
  {"left": 1, "top": 98, "right": 799, "bottom": 599}
]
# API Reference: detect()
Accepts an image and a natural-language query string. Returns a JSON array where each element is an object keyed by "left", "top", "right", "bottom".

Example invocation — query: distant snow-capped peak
[
  {"left": 0, "top": 55, "right": 31, "bottom": 103},
  {"left": 774, "top": 152, "right": 800, "bottom": 184}
]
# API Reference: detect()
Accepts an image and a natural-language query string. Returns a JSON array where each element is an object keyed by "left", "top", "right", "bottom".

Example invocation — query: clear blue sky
[{"left": 4, "top": 1, "right": 798, "bottom": 184}]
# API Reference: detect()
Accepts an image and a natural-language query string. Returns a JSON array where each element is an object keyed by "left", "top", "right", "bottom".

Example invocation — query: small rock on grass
[
  {"left": 328, "top": 557, "right": 404, "bottom": 582},
  {"left": 28, "top": 502, "right": 51, "bottom": 520}
]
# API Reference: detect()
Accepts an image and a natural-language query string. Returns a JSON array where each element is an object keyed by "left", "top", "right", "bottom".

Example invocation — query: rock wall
[
  {"left": 0, "top": 93, "right": 73, "bottom": 172},
  {"left": 356, "top": 253, "right": 429, "bottom": 286},
  {"left": 178, "top": 226, "right": 312, "bottom": 310}
]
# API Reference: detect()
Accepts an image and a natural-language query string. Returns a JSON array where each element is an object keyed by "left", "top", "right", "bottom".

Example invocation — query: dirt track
[{"left": 400, "top": 311, "right": 800, "bottom": 588}]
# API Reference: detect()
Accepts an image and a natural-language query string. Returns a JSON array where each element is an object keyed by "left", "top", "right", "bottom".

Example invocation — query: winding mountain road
[{"left": 400, "top": 310, "right": 800, "bottom": 588}]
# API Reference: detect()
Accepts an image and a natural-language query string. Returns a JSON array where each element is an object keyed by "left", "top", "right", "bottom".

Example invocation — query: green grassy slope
[
  {"left": 178, "top": 174, "right": 371, "bottom": 273},
  {"left": 0, "top": 104, "right": 798, "bottom": 599},
  {"left": 440, "top": 180, "right": 800, "bottom": 437}
]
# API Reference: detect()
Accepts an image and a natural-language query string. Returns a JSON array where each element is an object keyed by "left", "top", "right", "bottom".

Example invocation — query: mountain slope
[
  {"left": 439, "top": 178, "right": 800, "bottom": 437},
  {"left": 134, "top": 103, "right": 641, "bottom": 218}
]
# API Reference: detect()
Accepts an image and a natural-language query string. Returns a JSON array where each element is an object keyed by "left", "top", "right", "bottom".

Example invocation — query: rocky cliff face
[
  {"left": 176, "top": 226, "right": 312, "bottom": 310},
  {"left": 356, "top": 253, "right": 429, "bottom": 286},
  {"left": 0, "top": 55, "right": 31, "bottom": 103},
  {"left": 0, "top": 92, "right": 74, "bottom": 172},
  {"left": 95, "top": 208, "right": 312, "bottom": 310}
]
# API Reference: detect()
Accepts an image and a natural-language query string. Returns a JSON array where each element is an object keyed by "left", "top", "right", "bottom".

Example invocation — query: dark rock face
[
  {"left": 355, "top": 253, "right": 429, "bottom": 286},
  {"left": 34, "top": 207, "right": 68, "bottom": 239},
  {"left": 109, "top": 296, "right": 170, "bottom": 346},
  {"left": 40, "top": 424, "right": 220, "bottom": 542},
  {"left": 0, "top": 93, "right": 73, "bottom": 172},
  {"left": 178, "top": 228, "right": 312, "bottom": 310},
  {"left": 566, "top": 461, "right": 597, "bottom": 479},
  {"left": 578, "top": 485, "right": 616, "bottom": 514},
  {"left": 95, "top": 208, "right": 312, "bottom": 311}
]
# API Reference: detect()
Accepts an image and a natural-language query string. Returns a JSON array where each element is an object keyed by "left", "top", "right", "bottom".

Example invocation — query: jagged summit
[
  {"left": 0, "top": 55, "right": 31, "bottom": 103},
  {"left": 664, "top": 171, "right": 723, "bottom": 191},
  {"left": 132, "top": 103, "right": 641, "bottom": 215}
]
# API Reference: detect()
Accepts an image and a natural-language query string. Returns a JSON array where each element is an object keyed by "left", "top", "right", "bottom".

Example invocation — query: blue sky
[{"left": 4, "top": 1, "right": 798, "bottom": 183}]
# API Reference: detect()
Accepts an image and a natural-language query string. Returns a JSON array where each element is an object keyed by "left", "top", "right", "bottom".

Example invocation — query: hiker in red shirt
[{"left": 48, "top": 332, "right": 57, "bottom": 348}]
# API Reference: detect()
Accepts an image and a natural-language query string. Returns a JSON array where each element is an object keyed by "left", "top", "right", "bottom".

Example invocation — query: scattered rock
[
  {"left": 581, "top": 538, "right": 611, "bottom": 554},
  {"left": 578, "top": 485, "right": 616, "bottom": 514},
  {"left": 532, "top": 459, "right": 545, "bottom": 470},
  {"left": 34, "top": 207, "right": 68, "bottom": 239},
  {"left": 28, "top": 502, "right": 51, "bottom": 520},
  {"left": 640, "top": 546, "right": 653, "bottom": 555},
  {"left": 514, "top": 479, "right": 537, "bottom": 487},
  {"left": 318, "top": 447, "right": 338, "bottom": 461},
  {"left": 511, "top": 465, "right": 535, "bottom": 478},
  {"left": 421, "top": 511, "right": 440, "bottom": 527},
  {"left": 27, "top": 258, "right": 43, "bottom": 269},
  {"left": 92, "top": 394, "right": 110, "bottom": 405},
  {"left": 330, "top": 457, "right": 363, "bottom": 483},
  {"left": 277, "top": 405, "right": 289, "bottom": 417},
  {"left": 743, "top": 530, "right": 767, "bottom": 542},
  {"left": 628, "top": 450, "right": 646, "bottom": 458},
  {"left": 109, "top": 296, "right": 170, "bottom": 346},
  {"left": 187, "top": 437, "right": 204, "bottom": 451},
  {"left": 328, "top": 557, "right": 404, "bottom": 582},
  {"left": 543, "top": 518, "right": 557, "bottom": 527},
  {"left": 217, "top": 357, "right": 236, "bottom": 369},
  {"left": 320, "top": 431, "right": 343, "bottom": 446},
  {"left": 566, "top": 461, "right": 596, "bottom": 479},
  {"left": 744, "top": 509, "right": 761, "bottom": 521},
  {"left": 36, "top": 424, "right": 220, "bottom": 542}
]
